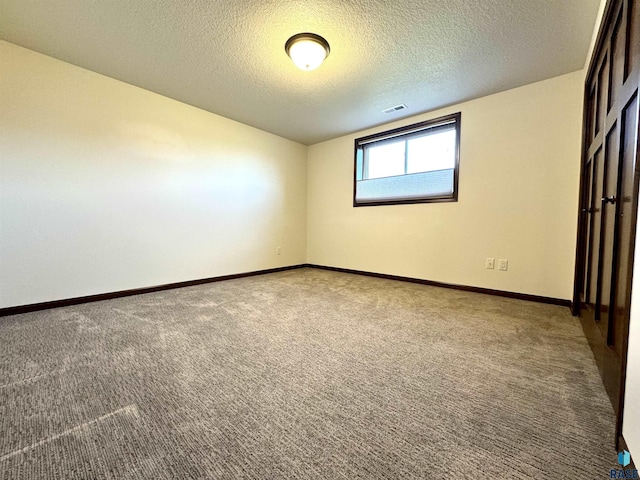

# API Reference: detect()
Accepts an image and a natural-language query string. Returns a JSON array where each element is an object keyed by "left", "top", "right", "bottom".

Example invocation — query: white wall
[
  {"left": 625, "top": 209, "right": 640, "bottom": 460},
  {"left": 0, "top": 41, "right": 307, "bottom": 308},
  {"left": 306, "top": 70, "right": 584, "bottom": 300}
]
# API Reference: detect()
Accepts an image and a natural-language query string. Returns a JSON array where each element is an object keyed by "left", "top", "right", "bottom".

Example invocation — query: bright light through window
[
  {"left": 366, "top": 142, "right": 405, "bottom": 179},
  {"left": 407, "top": 129, "right": 456, "bottom": 174}
]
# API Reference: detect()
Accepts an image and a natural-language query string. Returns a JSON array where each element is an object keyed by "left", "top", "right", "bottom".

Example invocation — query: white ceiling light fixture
[{"left": 285, "top": 33, "right": 330, "bottom": 71}]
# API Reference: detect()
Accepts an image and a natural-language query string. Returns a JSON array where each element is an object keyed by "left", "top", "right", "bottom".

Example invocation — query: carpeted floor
[{"left": 0, "top": 268, "right": 619, "bottom": 479}]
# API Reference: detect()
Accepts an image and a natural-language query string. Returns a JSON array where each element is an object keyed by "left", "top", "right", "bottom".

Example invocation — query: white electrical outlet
[
  {"left": 486, "top": 258, "right": 495, "bottom": 269},
  {"left": 498, "top": 259, "right": 508, "bottom": 271},
  {"left": 276, "top": 247, "right": 281, "bottom": 256}
]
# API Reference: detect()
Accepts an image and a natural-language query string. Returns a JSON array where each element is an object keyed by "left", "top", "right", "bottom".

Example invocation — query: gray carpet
[{"left": 0, "top": 268, "right": 618, "bottom": 479}]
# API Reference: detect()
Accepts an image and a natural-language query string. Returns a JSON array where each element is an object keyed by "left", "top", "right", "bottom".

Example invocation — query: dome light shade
[{"left": 285, "top": 33, "right": 330, "bottom": 71}]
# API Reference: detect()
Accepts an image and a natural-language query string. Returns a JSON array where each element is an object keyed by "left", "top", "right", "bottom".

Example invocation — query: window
[{"left": 353, "top": 112, "right": 461, "bottom": 206}]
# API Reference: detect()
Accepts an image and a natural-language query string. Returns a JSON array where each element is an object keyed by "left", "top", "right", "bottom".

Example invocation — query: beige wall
[
  {"left": 0, "top": 41, "right": 307, "bottom": 308},
  {"left": 625, "top": 210, "right": 640, "bottom": 460},
  {"left": 307, "top": 70, "right": 584, "bottom": 300}
]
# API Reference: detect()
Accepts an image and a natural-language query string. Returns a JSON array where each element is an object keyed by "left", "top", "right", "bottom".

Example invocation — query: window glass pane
[
  {"left": 407, "top": 129, "right": 456, "bottom": 174},
  {"left": 366, "top": 141, "right": 405, "bottom": 179}
]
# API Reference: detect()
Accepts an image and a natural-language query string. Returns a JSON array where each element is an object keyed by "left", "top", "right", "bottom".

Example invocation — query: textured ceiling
[{"left": 0, "top": 0, "right": 600, "bottom": 145}]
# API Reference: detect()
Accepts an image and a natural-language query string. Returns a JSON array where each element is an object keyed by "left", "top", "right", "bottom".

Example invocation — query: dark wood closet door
[
  {"left": 574, "top": 0, "right": 640, "bottom": 447},
  {"left": 597, "top": 126, "right": 619, "bottom": 338},
  {"left": 583, "top": 150, "right": 604, "bottom": 320},
  {"left": 613, "top": 97, "right": 639, "bottom": 358}
]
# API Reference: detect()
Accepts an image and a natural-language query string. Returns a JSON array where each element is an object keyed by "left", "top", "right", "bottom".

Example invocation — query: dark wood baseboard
[
  {"left": 0, "top": 265, "right": 306, "bottom": 317},
  {"left": 306, "top": 264, "right": 572, "bottom": 308},
  {"left": 1, "top": 263, "right": 572, "bottom": 317}
]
